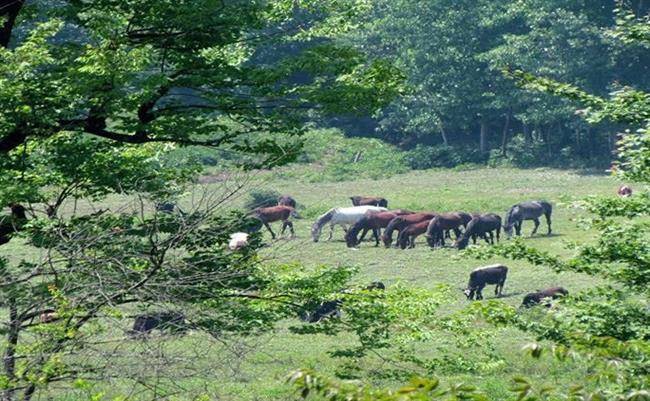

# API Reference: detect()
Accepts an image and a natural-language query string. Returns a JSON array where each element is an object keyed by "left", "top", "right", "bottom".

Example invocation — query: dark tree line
[{"left": 333, "top": 0, "right": 650, "bottom": 167}]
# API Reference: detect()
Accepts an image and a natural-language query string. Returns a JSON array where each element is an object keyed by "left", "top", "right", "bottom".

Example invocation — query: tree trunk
[
  {"left": 0, "top": 0, "right": 24, "bottom": 49},
  {"left": 480, "top": 120, "right": 488, "bottom": 154},
  {"left": 440, "top": 123, "right": 449, "bottom": 146},
  {"left": 2, "top": 297, "right": 19, "bottom": 401},
  {"left": 500, "top": 111, "right": 511, "bottom": 156},
  {"left": 523, "top": 124, "right": 531, "bottom": 145}
]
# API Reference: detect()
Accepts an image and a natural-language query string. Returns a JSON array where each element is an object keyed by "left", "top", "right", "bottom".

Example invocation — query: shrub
[
  {"left": 405, "top": 145, "right": 484, "bottom": 169},
  {"left": 245, "top": 189, "right": 280, "bottom": 210}
]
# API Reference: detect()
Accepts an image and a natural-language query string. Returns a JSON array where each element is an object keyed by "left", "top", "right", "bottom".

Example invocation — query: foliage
[
  {"left": 278, "top": 128, "right": 409, "bottom": 182},
  {"left": 289, "top": 4, "right": 650, "bottom": 401},
  {"left": 0, "top": 0, "right": 404, "bottom": 399},
  {"left": 338, "top": 0, "right": 649, "bottom": 167},
  {"left": 245, "top": 189, "right": 282, "bottom": 211},
  {"left": 405, "top": 145, "right": 483, "bottom": 169}
]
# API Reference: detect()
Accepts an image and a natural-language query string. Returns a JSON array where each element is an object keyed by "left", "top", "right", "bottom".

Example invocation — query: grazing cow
[
  {"left": 228, "top": 232, "right": 249, "bottom": 250},
  {"left": 455, "top": 213, "right": 502, "bottom": 250},
  {"left": 381, "top": 212, "right": 437, "bottom": 248},
  {"left": 522, "top": 287, "right": 568, "bottom": 308},
  {"left": 250, "top": 205, "right": 299, "bottom": 239},
  {"left": 504, "top": 201, "right": 552, "bottom": 238},
  {"left": 278, "top": 195, "right": 297, "bottom": 208},
  {"left": 345, "top": 210, "right": 411, "bottom": 247},
  {"left": 464, "top": 264, "right": 508, "bottom": 300},
  {"left": 304, "top": 282, "right": 386, "bottom": 323},
  {"left": 311, "top": 206, "right": 387, "bottom": 242},
  {"left": 129, "top": 312, "right": 187, "bottom": 336},
  {"left": 397, "top": 220, "right": 432, "bottom": 249},
  {"left": 155, "top": 201, "right": 176, "bottom": 213},
  {"left": 617, "top": 185, "right": 633, "bottom": 198},
  {"left": 350, "top": 196, "right": 388, "bottom": 208},
  {"left": 424, "top": 212, "right": 469, "bottom": 248}
]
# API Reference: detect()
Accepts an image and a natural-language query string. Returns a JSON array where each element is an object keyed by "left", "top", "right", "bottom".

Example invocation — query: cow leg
[
  {"left": 286, "top": 221, "right": 295, "bottom": 238},
  {"left": 515, "top": 221, "right": 522, "bottom": 236},
  {"left": 488, "top": 231, "right": 494, "bottom": 244},
  {"left": 280, "top": 221, "right": 287, "bottom": 235},
  {"left": 359, "top": 228, "right": 370, "bottom": 242},
  {"left": 327, "top": 224, "right": 335, "bottom": 241},
  {"left": 372, "top": 228, "right": 380, "bottom": 246},
  {"left": 476, "top": 286, "right": 484, "bottom": 300},
  {"left": 545, "top": 213, "right": 552, "bottom": 235},
  {"left": 409, "top": 235, "right": 416, "bottom": 248},
  {"left": 496, "top": 227, "right": 500, "bottom": 243},
  {"left": 264, "top": 222, "right": 276, "bottom": 239},
  {"left": 453, "top": 227, "right": 461, "bottom": 239},
  {"left": 472, "top": 234, "right": 477, "bottom": 245},
  {"left": 531, "top": 218, "right": 540, "bottom": 236}
]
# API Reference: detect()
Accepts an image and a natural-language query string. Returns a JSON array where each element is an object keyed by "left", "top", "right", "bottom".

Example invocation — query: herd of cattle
[{"left": 110, "top": 185, "right": 635, "bottom": 335}]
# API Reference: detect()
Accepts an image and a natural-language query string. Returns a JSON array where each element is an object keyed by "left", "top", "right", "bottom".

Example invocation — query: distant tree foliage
[{"left": 342, "top": 0, "right": 650, "bottom": 168}]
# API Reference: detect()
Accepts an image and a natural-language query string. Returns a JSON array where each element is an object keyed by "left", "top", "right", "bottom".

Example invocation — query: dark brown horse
[
  {"left": 397, "top": 220, "right": 432, "bottom": 249},
  {"left": 350, "top": 196, "right": 388, "bottom": 208},
  {"left": 381, "top": 212, "right": 437, "bottom": 248},
  {"left": 250, "top": 205, "right": 298, "bottom": 239},
  {"left": 425, "top": 212, "right": 469, "bottom": 248},
  {"left": 278, "top": 195, "right": 297, "bottom": 208},
  {"left": 455, "top": 213, "right": 502, "bottom": 250},
  {"left": 345, "top": 211, "right": 409, "bottom": 247},
  {"left": 0, "top": 203, "right": 28, "bottom": 245}
]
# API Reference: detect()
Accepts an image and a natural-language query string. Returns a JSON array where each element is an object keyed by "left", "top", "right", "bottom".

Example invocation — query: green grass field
[
  {"left": 13, "top": 166, "right": 623, "bottom": 400},
  {"left": 181, "top": 167, "right": 616, "bottom": 400}
]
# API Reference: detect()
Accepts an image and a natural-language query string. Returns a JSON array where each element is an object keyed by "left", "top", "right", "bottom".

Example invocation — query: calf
[
  {"left": 464, "top": 264, "right": 508, "bottom": 300},
  {"left": 350, "top": 196, "right": 388, "bottom": 208},
  {"left": 382, "top": 212, "right": 437, "bottom": 247},
  {"left": 397, "top": 220, "right": 432, "bottom": 249},
  {"left": 129, "top": 312, "right": 187, "bottom": 337},
  {"left": 521, "top": 287, "right": 568, "bottom": 308}
]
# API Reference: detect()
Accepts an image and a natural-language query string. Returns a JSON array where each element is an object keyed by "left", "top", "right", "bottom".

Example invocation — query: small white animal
[{"left": 228, "top": 232, "right": 249, "bottom": 250}]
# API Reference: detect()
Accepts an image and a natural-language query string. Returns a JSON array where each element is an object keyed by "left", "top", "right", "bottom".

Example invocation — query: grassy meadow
[
  {"left": 8, "top": 166, "right": 623, "bottom": 400},
  {"left": 169, "top": 167, "right": 617, "bottom": 400}
]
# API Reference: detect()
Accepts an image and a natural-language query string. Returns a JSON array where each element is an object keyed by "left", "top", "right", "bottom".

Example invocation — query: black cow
[
  {"left": 303, "top": 282, "right": 386, "bottom": 323},
  {"left": 464, "top": 264, "right": 508, "bottom": 300},
  {"left": 129, "top": 312, "right": 187, "bottom": 337}
]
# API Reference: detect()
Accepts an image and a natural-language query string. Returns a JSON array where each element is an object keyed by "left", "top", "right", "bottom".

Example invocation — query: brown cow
[
  {"left": 250, "top": 205, "right": 299, "bottom": 239},
  {"left": 522, "top": 287, "right": 568, "bottom": 308},
  {"left": 381, "top": 212, "right": 437, "bottom": 248},
  {"left": 350, "top": 196, "right": 388, "bottom": 208},
  {"left": 397, "top": 220, "right": 432, "bottom": 249},
  {"left": 345, "top": 211, "right": 404, "bottom": 247},
  {"left": 425, "top": 212, "right": 470, "bottom": 247}
]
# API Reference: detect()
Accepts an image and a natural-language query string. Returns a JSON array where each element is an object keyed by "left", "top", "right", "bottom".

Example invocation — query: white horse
[{"left": 311, "top": 206, "right": 388, "bottom": 242}]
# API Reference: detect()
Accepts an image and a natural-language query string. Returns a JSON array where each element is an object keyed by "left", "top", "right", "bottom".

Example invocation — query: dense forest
[{"left": 326, "top": 0, "right": 650, "bottom": 168}]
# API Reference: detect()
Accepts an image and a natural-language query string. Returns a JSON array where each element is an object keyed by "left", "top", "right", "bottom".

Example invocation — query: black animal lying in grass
[
  {"left": 521, "top": 287, "right": 568, "bottom": 308},
  {"left": 129, "top": 312, "right": 187, "bottom": 337},
  {"left": 303, "top": 282, "right": 386, "bottom": 323},
  {"left": 464, "top": 264, "right": 508, "bottom": 300}
]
